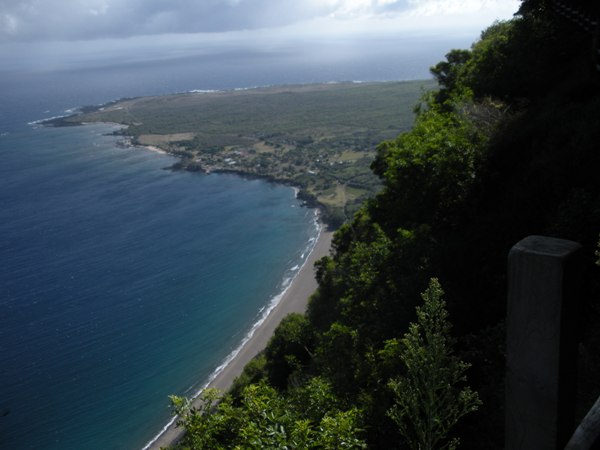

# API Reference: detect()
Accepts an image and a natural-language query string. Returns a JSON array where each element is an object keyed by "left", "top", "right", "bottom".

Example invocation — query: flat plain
[{"left": 64, "top": 80, "right": 434, "bottom": 225}]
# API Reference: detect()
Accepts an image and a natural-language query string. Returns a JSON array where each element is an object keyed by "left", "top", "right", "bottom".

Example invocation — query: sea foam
[{"left": 141, "top": 210, "right": 320, "bottom": 450}]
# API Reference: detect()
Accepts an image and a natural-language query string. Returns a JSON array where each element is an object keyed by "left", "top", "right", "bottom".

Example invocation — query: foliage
[
  {"left": 387, "top": 279, "right": 481, "bottom": 450},
  {"left": 430, "top": 49, "right": 472, "bottom": 105},
  {"left": 303, "top": 6, "right": 599, "bottom": 447},
  {"left": 229, "top": 354, "right": 268, "bottom": 400},
  {"left": 170, "top": 389, "right": 230, "bottom": 450},
  {"left": 264, "top": 313, "right": 314, "bottom": 389},
  {"left": 170, "top": 381, "right": 366, "bottom": 449},
  {"left": 373, "top": 102, "right": 488, "bottom": 229}
]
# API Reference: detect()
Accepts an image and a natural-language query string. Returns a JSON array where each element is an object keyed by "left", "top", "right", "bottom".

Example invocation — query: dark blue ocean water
[
  {"left": 0, "top": 36, "right": 472, "bottom": 449},
  {"left": 0, "top": 120, "right": 319, "bottom": 449}
]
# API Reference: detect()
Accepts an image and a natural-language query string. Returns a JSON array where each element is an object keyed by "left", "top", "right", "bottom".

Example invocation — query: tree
[
  {"left": 373, "top": 104, "right": 485, "bottom": 230},
  {"left": 387, "top": 278, "right": 481, "bottom": 450},
  {"left": 264, "top": 313, "right": 314, "bottom": 389},
  {"left": 170, "top": 389, "right": 230, "bottom": 450},
  {"left": 430, "top": 49, "right": 472, "bottom": 105},
  {"left": 170, "top": 381, "right": 367, "bottom": 449},
  {"left": 430, "top": 49, "right": 471, "bottom": 92}
]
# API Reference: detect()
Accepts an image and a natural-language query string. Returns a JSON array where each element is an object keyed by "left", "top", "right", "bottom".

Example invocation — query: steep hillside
[{"left": 171, "top": 1, "right": 600, "bottom": 448}]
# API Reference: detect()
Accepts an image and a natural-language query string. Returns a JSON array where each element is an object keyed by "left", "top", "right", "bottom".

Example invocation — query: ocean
[{"left": 0, "top": 35, "right": 471, "bottom": 449}]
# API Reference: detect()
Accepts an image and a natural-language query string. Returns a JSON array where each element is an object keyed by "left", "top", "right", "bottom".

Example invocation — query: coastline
[
  {"left": 144, "top": 227, "right": 334, "bottom": 450},
  {"left": 39, "top": 80, "right": 433, "bottom": 229}
]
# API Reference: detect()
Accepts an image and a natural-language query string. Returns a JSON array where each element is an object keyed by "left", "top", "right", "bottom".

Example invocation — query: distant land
[{"left": 49, "top": 80, "right": 435, "bottom": 226}]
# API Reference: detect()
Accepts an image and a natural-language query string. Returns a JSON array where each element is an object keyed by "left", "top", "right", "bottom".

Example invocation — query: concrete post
[{"left": 506, "top": 235, "right": 582, "bottom": 450}]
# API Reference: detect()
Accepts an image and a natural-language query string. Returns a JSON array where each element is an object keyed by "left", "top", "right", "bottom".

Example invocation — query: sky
[{"left": 0, "top": 0, "right": 520, "bottom": 73}]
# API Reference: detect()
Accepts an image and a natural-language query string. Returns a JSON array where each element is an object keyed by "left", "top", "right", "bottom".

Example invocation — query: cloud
[
  {"left": 0, "top": 0, "right": 520, "bottom": 75},
  {"left": 0, "top": 0, "right": 334, "bottom": 41},
  {"left": 0, "top": 0, "right": 517, "bottom": 42},
  {"left": 405, "top": 0, "right": 517, "bottom": 17}
]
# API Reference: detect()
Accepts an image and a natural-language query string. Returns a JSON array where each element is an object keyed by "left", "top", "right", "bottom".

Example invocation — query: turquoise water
[{"left": 0, "top": 122, "right": 318, "bottom": 449}]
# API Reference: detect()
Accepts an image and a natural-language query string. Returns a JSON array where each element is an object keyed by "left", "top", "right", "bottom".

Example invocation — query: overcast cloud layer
[
  {"left": 0, "top": 0, "right": 520, "bottom": 75},
  {"left": 1, "top": 0, "right": 519, "bottom": 42}
]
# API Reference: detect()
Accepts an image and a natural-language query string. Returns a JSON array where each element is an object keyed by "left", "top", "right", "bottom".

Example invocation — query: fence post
[{"left": 506, "top": 235, "right": 582, "bottom": 450}]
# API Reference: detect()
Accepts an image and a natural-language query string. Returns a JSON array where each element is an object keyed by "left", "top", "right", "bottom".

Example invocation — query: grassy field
[{"left": 60, "top": 80, "right": 434, "bottom": 226}]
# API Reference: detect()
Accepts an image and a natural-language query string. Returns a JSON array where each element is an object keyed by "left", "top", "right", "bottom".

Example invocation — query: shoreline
[{"left": 144, "top": 226, "right": 334, "bottom": 450}]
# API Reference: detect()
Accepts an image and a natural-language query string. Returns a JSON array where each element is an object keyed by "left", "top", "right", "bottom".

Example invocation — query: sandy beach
[{"left": 146, "top": 228, "right": 333, "bottom": 449}]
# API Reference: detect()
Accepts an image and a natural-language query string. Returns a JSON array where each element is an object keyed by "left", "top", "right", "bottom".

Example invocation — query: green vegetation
[
  {"left": 170, "top": 381, "right": 366, "bottom": 449},
  {"left": 168, "top": 0, "right": 600, "bottom": 447},
  {"left": 169, "top": 280, "right": 473, "bottom": 450},
  {"left": 387, "top": 279, "right": 481, "bottom": 450},
  {"left": 55, "top": 81, "right": 432, "bottom": 227}
]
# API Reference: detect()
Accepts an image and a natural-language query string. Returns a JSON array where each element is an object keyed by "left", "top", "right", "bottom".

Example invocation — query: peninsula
[{"left": 49, "top": 81, "right": 433, "bottom": 226}]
